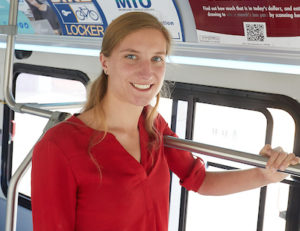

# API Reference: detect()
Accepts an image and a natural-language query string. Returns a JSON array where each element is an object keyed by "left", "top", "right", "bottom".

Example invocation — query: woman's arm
[
  {"left": 198, "top": 144, "right": 300, "bottom": 196},
  {"left": 31, "top": 140, "right": 77, "bottom": 231}
]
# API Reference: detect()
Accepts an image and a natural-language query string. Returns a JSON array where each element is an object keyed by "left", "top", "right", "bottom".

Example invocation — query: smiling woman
[
  {"left": 31, "top": 12, "right": 202, "bottom": 231},
  {"left": 30, "top": 11, "right": 300, "bottom": 231},
  {"left": 101, "top": 28, "right": 166, "bottom": 107}
]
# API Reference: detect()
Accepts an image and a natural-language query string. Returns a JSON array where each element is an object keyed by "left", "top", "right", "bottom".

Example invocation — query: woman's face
[{"left": 101, "top": 28, "right": 167, "bottom": 108}]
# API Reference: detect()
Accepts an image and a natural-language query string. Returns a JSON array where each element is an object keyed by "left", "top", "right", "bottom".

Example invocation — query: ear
[{"left": 100, "top": 53, "right": 109, "bottom": 72}]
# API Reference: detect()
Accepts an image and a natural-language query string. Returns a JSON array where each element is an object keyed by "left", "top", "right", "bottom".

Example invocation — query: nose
[{"left": 138, "top": 60, "right": 152, "bottom": 80}]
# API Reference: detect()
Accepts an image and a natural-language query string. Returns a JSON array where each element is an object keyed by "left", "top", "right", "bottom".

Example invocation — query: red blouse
[{"left": 31, "top": 112, "right": 206, "bottom": 231}]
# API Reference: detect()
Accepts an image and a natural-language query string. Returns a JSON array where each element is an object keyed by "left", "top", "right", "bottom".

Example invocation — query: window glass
[
  {"left": 263, "top": 108, "right": 295, "bottom": 231},
  {"left": 186, "top": 102, "right": 267, "bottom": 231},
  {"left": 187, "top": 166, "right": 261, "bottom": 231},
  {"left": 157, "top": 97, "right": 173, "bottom": 125},
  {"left": 175, "top": 100, "right": 188, "bottom": 139},
  {"left": 263, "top": 182, "right": 289, "bottom": 231},
  {"left": 193, "top": 103, "right": 266, "bottom": 154},
  {"left": 268, "top": 108, "right": 295, "bottom": 153},
  {"left": 193, "top": 102, "right": 267, "bottom": 169},
  {"left": 13, "top": 73, "right": 86, "bottom": 197}
]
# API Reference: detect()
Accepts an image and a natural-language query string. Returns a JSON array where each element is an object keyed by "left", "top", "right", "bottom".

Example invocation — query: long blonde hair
[{"left": 83, "top": 12, "right": 171, "bottom": 147}]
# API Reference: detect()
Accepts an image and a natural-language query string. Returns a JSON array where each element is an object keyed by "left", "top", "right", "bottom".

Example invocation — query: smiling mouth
[{"left": 131, "top": 83, "right": 152, "bottom": 90}]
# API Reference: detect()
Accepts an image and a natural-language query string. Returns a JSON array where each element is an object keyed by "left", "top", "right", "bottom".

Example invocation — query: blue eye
[
  {"left": 152, "top": 56, "right": 163, "bottom": 62},
  {"left": 126, "top": 54, "right": 136, "bottom": 60}
]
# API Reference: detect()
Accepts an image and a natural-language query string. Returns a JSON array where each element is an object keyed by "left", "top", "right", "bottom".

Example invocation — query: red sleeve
[
  {"left": 31, "top": 139, "right": 77, "bottom": 231},
  {"left": 158, "top": 115, "right": 206, "bottom": 192}
]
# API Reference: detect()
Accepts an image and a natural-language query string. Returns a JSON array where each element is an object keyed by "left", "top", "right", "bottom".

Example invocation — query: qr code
[{"left": 244, "top": 22, "right": 266, "bottom": 42}]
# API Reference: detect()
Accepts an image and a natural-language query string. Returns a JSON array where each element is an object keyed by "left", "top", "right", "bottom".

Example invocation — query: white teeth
[{"left": 132, "top": 83, "right": 151, "bottom": 90}]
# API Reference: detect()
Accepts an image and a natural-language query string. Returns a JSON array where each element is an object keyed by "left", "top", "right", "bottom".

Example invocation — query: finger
[
  {"left": 291, "top": 156, "right": 300, "bottom": 165},
  {"left": 270, "top": 151, "right": 289, "bottom": 170},
  {"left": 266, "top": 149, "right": 280, "bottom": 170},
  {"left": 259, "top": 144, "right": 272, "bottom": 156},
  {"left": 278, "top": 153, "right": 296, "bottom": 171},
  {"left": 273, "top": 146, "right": 284, "bottom": 153}
]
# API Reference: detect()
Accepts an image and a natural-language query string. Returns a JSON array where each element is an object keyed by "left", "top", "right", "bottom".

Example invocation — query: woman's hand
[{"left": 259, "top": 144, "right": 300, "bottom": 183}]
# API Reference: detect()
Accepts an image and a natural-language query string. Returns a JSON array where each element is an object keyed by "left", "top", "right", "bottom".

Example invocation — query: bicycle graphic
[{"left": 75, "top": 6, "right": 99, "bottom": 21}]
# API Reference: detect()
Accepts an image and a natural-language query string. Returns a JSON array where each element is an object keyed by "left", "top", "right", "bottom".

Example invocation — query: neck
[{"left": 102, "top": 95, "right": 144, "bottom": 132}]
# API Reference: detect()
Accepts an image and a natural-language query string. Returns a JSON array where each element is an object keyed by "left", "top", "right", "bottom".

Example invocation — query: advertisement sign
[
  {"left": 0, "top": 0, "right": 183, "bottom": 40},
  {"left": 47, "top": 0, "right": 107, "bottom": 37},
  {"left": 189, "top": 0, "right": 300, "bottom": 48},
  {"left": 99, "top": 0, "right": 184, "bottom": 41},
  {"left": 0, "top": 0, "right": 35, "bottom": 34}
]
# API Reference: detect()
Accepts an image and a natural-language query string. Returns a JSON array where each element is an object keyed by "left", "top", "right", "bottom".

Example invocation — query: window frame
[
  {"left": 1, "top": 63, "right": 89, "bottom": 209},
  {"left": 169, "top": 82, "right": 300, "bottom": 231}
]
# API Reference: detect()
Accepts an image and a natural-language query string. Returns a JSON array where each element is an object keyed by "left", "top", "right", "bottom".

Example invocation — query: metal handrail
[
  {"left": 2, "top": 2, "right": 61, "bottom": 231},
  {"left": 5, "top": 112, "right": 70, "bottom": 231},
  {"left": 26, "top": 102, "right": 84, "bottom": 110},
  {"left": 164, "top": 136, "right": 300, "bottom": 177},
  {"left": 2, "top": 0, "right": 52, "bottom": 118},
  {"left": 5, "top": 133, "right": 300, "bottom": 231}
]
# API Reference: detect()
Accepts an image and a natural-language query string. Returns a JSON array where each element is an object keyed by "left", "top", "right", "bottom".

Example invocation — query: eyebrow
[{"left": 119, "top": 48, "right": 166, "bottom": 55}]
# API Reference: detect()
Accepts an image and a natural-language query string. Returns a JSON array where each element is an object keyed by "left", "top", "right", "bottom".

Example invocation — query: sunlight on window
[
  {"left": 268, "top": 108, "right": 295, "bottom": 153},
  {"left": 186, "top": 103, "right": 265, "bottom": 231},
  {"left": 193, "top": 103, "right": 266, "bottom": 154},
  {"left": 186, "top": 104, "right": 296, "bottom": 231},
  {"left": 263, "top": 108, "right": 295, "bottom": 231},
  {"left": 157, "top": 97, "right": 172, "bottom": 125},
  {"left": 13, "top": 73, "right": 86, "bottom": 197}
]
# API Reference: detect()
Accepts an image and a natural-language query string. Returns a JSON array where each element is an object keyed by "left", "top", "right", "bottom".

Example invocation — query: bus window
[
  {"left": 12, "top": 73, "right": 86, "bottom": 198},
  {"left": 2, "top": 66, "right": 88, "bottom": 207},
  {"left": 166, "top": 82, "right": 300, "bottom": 231},
  {"left": 186, "top": 105, "right": 295, "bottom": 231},
  {"left": 157, "top": 97, "right": 173, "bottom": 125},
  {"left": 268, "top": 108, "right": 295, "bottom": 153},
  {"left": 193, "top": 103, "right": 266, "bottom": 153},
  {"left": 187, "top": 103, "right": 265, "bottom": 231},
  {"left": 263, "top": 108, "right": 295, "bottom": 231}
]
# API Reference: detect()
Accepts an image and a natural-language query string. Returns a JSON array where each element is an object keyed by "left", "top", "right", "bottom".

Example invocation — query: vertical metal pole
[
  {"left": 5, "top": 149, "right": 33, "bottom": 231},
  {"left": 2, "top": 0, "right": 52, "bottom": 117},
  {"left": 3, "top": 0, "right": 20, "bottom": 230},
  {"left": 3, "top": 0, "right": 18, "bottom": 111},
  {"left": 5, "top": 112, "right": 70, "bottom": 231}
]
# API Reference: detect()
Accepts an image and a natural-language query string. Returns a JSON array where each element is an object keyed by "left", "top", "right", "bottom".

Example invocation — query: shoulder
[
  {"left": 34, "top": 115, "right": 92, "bottom": 158},
  {"left": 42, "top": 116, "right": 82, "bottom": 141}
]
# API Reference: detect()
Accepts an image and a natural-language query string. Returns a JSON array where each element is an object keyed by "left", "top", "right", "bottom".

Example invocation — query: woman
[{"left": 31, "top": 12, "right": 300, "bottom": 231}]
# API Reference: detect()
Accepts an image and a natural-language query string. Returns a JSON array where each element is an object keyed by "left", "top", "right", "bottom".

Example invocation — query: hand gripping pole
[{"left": 164, "top": 136, "right": 300, "bottom": 177}]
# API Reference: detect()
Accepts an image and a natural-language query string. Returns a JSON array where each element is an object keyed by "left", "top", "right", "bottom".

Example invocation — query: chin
[{"left": 131, "top": 98, "right": 153, "bottom": 107}]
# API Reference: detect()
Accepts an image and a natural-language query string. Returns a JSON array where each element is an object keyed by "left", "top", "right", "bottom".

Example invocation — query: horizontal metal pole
[
  {"left": 26, "top": 102, "right": 84, "bottom": 110},
  {"left": 164, "top": 136, "right": 300, "bottom": 177}
]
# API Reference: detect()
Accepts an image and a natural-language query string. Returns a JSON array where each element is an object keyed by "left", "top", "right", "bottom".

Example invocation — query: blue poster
[
  {"left": 0, "top": 0, "right": 34, "bottom": 34},
  {"left": 47, "top": 0, "right": 108, "bottom": 37},
  {"left": 0, "top": 0, "right": 182, "bottom": 39}
]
